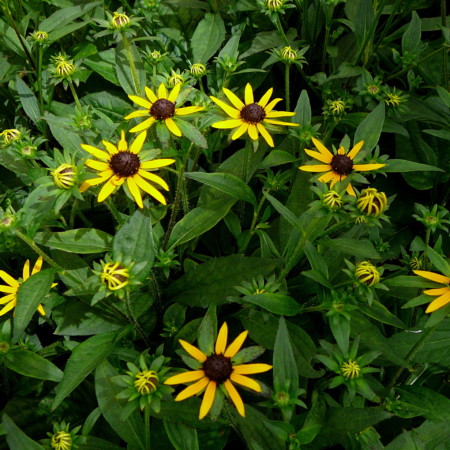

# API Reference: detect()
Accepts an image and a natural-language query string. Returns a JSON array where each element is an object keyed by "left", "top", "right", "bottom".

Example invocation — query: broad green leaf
[
  {"left": 2, "top": 414, "right": 43, "bottom": 450},
  {"left": 5, "top": 350, "right": 63, "bottom": 382},
  {"left": 294, "top": 89, "right": 312, "bottom": 125},
  {"left": 191, "top": 14, "right": 226, "bottom": 64},
  {"left": 384, "top": 275, "right": 436, "bottom": 288},
  {"left": 217, "top": 31, "right": 241, "bottom": 60},
  {"left": 166, "top": 255, "right": 280, "bottom": 307},
  {"left": 197, "top": 306, "right": 217, "bottom": 355},
  {"left": 164, "top": 420, "right": 199, "bottom": 450},
  {"left": 95, "top": 360, "right": 146, "bottom": 450},
  {"left": 16, "top": 76, "right": 41, "bottom": 127},
  {"left": 384, "top": 159, "right": 442, "bottom": 173},
  {"left": 319, "top": 238, "right": 380, "bottom": 259},
  {"left": 34, "top": 229, "right": 113, "bottom": 253},
  {"left": 14, "top": 269, "right": 55, "bottom": 341},
  {"left": 259, "top": 151, "right": 298, "bottom": 169},
  {"left": 426, "top": 246, "right": 450, "bottom": 277},
  {"left": 358, "top": 301, "right": 407, "bottom": 329},
  {"left": 176, "top": 121, "right": 208, "bottom": 149},
  {"left": 354, "top": 101, "right": 385, "bottom": 153},
  {"left": 52, "top": 329, "right": 123, "bottom": 410},
  {"left": 295, "top": 396, "right": 326, "bottom": 444},
  {"left": 115, "top": 39, "right": 146, "bottom": 95},
  {"left": 0, "top": 19, "right": 31, "bottom": 58},
  {"left": 185, "top": 172, "right": 257, "bottom": 207},
  {"left": 402, "top": 11, "right": 421, "bottom": 54},
  {"left": 264, "top": 191, "right": 305, "bottom": 236},
  {"left": 45, "top": 113, "right": 84, "bottom": 153},
  {"left": 48, "top": 20, "right": 89, "bottom": 43},
  {"left": 243, "top": 294, "right": 301, "bottom": 316},
  {"left": 304, "top": 241, "right": 328, "bottom": 278},
  {"left": 84, "top": 49, "right": 120, "bottom": 85}
]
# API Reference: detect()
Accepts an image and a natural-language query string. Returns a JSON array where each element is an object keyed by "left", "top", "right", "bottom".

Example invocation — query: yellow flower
[
  {"left": 100, "top": 262, "right": 130, "bottom": 290},
  {"left": 299, "top": 138, "right": 385, "bottom": 196},
  {"left": 79, "top": 131, "right": 175, "bottom": 207},
  {"left": 51, "top": 431, "right": 72, "bottom": 450},
  {"left": 355, "top": 261, "right": 380, "bottom": 286},
  {"left": 0, "top": 257, "right": 56, "bottom": 317},
  {"left": 341, "top": 359, "right": 361, "bottom": 379},
  {"left": 210, "top": 83, "right": 298, "bottom": 148},
  {"left": 134, "top": 370, "right": 159, "bottom": 395},
  {"left": 110, "top": 11, "right": 131, "bottom": 30},
  {"left": 356, "top": 188, "right": 388, "bottom": 217},
  {"left": 51, "top": 164, "right": 77, "bottom": 189},
  {"left": 164, "top": 322, "right": 272, "bottom": 419},
  {"left": 125, "top": 83, "right": 204, "bottom": 136},
  {"left": 413, "top": 270, "right": 450, "bottom": 313}
]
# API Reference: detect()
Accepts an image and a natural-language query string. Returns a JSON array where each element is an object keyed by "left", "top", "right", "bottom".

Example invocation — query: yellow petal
[
  {"left": 125, "top": 110, "right": 150, "bottom": 120},
  {"left": 165, "top": 117, "right": 182, "bottom": 136},
  {"left": 97, "top": 177, "right": 118, "bottom": 203},
  {"left": 212, "top": 119, "right": 243, "bottom": 129},
  {"left": 265, "top": 110, "right": 296, "bottom": 118},
  {"left": 215, "top": 322, "right": 228, "bottom": 354},
  {"left": 118, "top": 131, "right": 127, "bottom": 151},
  {"left": 134, "top": 175, "right": 166, "bottom": 205},
  {"left": 128, "top": 95, "right": 152, "bottom": 109},
  {"left": 102, "top": 140, "right": 119, "bottom": 155},
  {"left": 80, "top": 171, "right": 114, "bottom": 190},
  {"left": 199, "top": 381, "right": 216, "bottom": 420},
  {"left": 247, "top": 124, "right": 259, "bottom": 140},
  {"left": 31, "top": 257, "right": 43, "bottom": 276},
  {"left": 264, "top": 119, "right": 298, "bottom": 126},
  {"left": 0, "top": 285, "right": 16, "bottom": 294},
  {"left": 175, "top": 376, "right": 209, "bottom": 401},
  {"left": 353, "top": 163, "right": 385, "bottom": 172},
  {"left": 413, "top": 270, "right": 450, "bottom": 284},
  {"left": 179, "top": 339, "right": 207, "bottom": 362},
  {"left": 224, "top": 330, "right": 248, "bottom": 358},
  {"left": 86, "top": 159, "right": 110, "bottom": 171},
  {"left": 258, "top": 88, "right": 273, "bottom": 108},
  {"left": 0, "top": 294, "right": 16, "bottom": 305},
  {"left": 0, "top": 300, "right": 16, "bottom": 316},
  {"left": 299, "top": 164, "right": 331, "bottom": 173},
  {"left": 129, "top": 131, "right": 147, "bottom": 154},
  {"left": 0, "top": 271, "right": 19, "bottom": 288},
  {"left": 37, "top": 304, "right": 46, "bottom": 315},
  {"left": 168, "top": 83, "right": 181, "bottom": 102},
  {"left": 244, "top": 83, "right": 254, "bottom": 105},
  {"left": 210, "top": 96, "right": 240, "bottom": 119},
  {"left": 231, "top": 123, "right": 249, "bottom": 140},
  {"left": 347, "top": 140, "right": 364, "bottom": 160},
  {"left": 257, "top": 123, "right": 274, "bottom": 147},
  {"left": 264, "top": 98, "right": 282, "bottom": 113},
  {"left": 158, "top": 83, "right": 168, "bottom": 99},
  {"left": 145, "top": 86, "right": 157, "bottom": 103},
  {"left": 126, "top": 176, "right": 143, "bottom": 208},
  {"left": 224, "top": 380, "right": 245, "bottom": 417},
  {"left": 164, "top": 370, "right": 205, "bottom": 385},
  {"left": 81, "top": 144, "right": 110, "bottom": 161},
  {"left": 130, "top": 117, "right": 156, "bottom": 133},
  {"left": 175, "top": 106, "right": 204, "bottom": 116},
  {"left": 140, "top": 159, "right": 176, "bottom": 170},
  {"left": 317, "top": 171, "right": 337, "bottom": 183},
  {"left": 22, "top": 260, "right": 30, "bottom": 280},
  {"left": 311, "top": 138, "right": 334, "bottom": 159},
  {"left": 346, "top": 183, "right": 356, "bottom": 196},
  {"left": 232, "top": 363, "right": 272, "bottom": 375},
  {"left": 230, "top": 373, "right": 262, "bottom": 392},
  {"left": 304, "top": 149, "right": 332, "bottom": 164},
  {"left": 223, "top": 88, "right": 245, "bottom": 110},
  {"left": 426, "top": 291, "right": 450, "bottom": 313},
  {"left": 424, "top": 287, "right": 450, "bottom": 296},
  {"left": 138, "top": 170, "right": 169, "bottom": 191},
  {"left": 337, "top": 147, "right": 346, "bottom": 155}
]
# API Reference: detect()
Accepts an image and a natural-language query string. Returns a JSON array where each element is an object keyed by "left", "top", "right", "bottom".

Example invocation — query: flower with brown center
[
  {"left": 164, "top": 322, "right": 272, "bottom": 419},
  {"left": 125, "top": 83, "right": 204, "bottom": 136},
  {"left": 210, "top": 83, "right": 298, "bottom": 147},
  {"left": 299, "top": 138, "right": 385, "bottom": 196},
  {"left": 79, "top": 131, "right": 175, "bottom": 207}
]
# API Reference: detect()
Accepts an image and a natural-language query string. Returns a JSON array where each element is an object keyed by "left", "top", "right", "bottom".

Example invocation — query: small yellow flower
[
  {"left": 52, "top": 164, "right": 77, "bottom": 189},
  {"left": 299, "top": 138, "right": 385, "bottom": 196},
  {"left": 356, "top": 188, "right": 387, "bottom": 217},
  {"left": 100, "top": 262, "right": 130, "bottom": 290},
  {"left": 110, "top": 11, "right": 131, "bottom": 30},
  {"left": 322, "top": 190, "right": 343, "bottom": 210},
  {"left": 125, "top": 83, "right": 204, "bottom": 136},
  {"left": 210, "top": 83, "right": 298, "bottom": 148},
  {"left": 385, "top": 93, "right": 401, "bottom": 107},
  {"left": 1, "top": 129, "right": 21, "bottom": 144},
  {"left": 190, "top": 63, "right": 207, "bottom": 77},
  {"left": 149, "top": 50, "right": 162, "bottom": 61},
  {"left": 80, "top": 131, "right": 175, "bottom": 207},
  {"left": 51, "top": 431, "right": 72, "bottom": 450},
  {"left": 327, "top": 99, "right": 346, "bottom": 115},
  {"left": 165, "top": 322, "right": 272, "bottom": 419},
  {"left": 341, "top": 359, "right": 361, "bottom": 379},
  {"left": 134, "top": 370, "right": 159, "bottom": 395},
  {"left": 355, "top": 261, "right": 380, "bottom": 286},
  {"left": 413, "top": 269, "right": 450, "bottom": 313},
  {"left": 0, "top": 257, "right": 57, "bottom": 316}
]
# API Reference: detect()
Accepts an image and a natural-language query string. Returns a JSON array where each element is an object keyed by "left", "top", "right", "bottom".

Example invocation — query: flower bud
[
  {"left": 266, "top": 0, "right": 284, "bottom": 11},
  {"left": 355, "top": 261, "right": 380, "bottom": 286},
  {"left": 190, "top": 63, "right": 206, "bottom": 77},
  {"left": 326, "top": 99, "right": 346, "bottom": 116},
  {"left": 51, "top": 431, "right": 72, "bottom": 450},
  {"left": 149, "top": 50, "right": 162, "bottom": 62},
  {"left": 341, "top": 359, "right": 361, "bottom": 379},
  {"left": 55, "top": 61, "right": 76, "bottom": 78},
  {"left": 52, "top": 164, "right": 77, "bottom": 189},
  {"left": 167, "top": 70, "right": 184, "bottom": 88},
  {"left": 1, "top": 129, "right": 21, "bottom": 145},
  {"left": 111, "top": 11, "right": 131, "bottom": 30},
  {"left": 356, "top": 188, "right": 387, "bottom": 217},
  {"left": 322, "top": 190, "right": 343, "bottom": 211},
  {"left": 0, "top": 341, "right": 10, "bottom": 354},
  {"left": 280, "top": 46, "right": 297, "bottom": 62},
  {"left": 30, "top": 30, "right": 49, "bottom": 43},
  {"left": 134, "top": 370, "right": 159, "bottom": 395},
  {"left": 100, "top": 262, "right": 130, "bottom": 290}
]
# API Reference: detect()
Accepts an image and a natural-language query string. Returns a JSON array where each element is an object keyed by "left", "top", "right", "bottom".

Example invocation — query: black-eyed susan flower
[
  {"left": 210, "top": 83, "right": 298, "bottom": 148},
  {"left": 299, "top": 138, "right": 385, "bottom": 196},
  {"left": 125, "top": 83, "right": 204, "bottom": 136},
  {"left": 80, "top": 131, "right": 175, "bottom": 207},
  {"left": 413, "top": 269, "right": 450, "bottom": 313},
  {"left": 0, "top": 257, "right": 56, "bottom": 317},
  {"left": 164, "top": 322, "right": 272, "bottom": 419}
]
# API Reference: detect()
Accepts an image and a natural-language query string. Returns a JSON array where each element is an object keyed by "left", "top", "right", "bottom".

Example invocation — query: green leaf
[
  {"left": 176, "top": 121, "right": 208, "bottom": 148},
  {"left": 243, "top": 294, "right": 301, "bottom": 316},
  {"left": 319, "top": 238, "right": 380, "bottom": 259},
  {"left": 52, "top": 329, "right": 123, "bottom": 410},
  {"left": 115, "top": 39, "right": 146, "bottom": 95},
  {"left": 0, "top": 18, "right": 31, "bottom": 58},
  {"left": 164, "top": 420, "right": 199, "bottom": 450},
  {"left": 95, "top": 361, "right": 146, "bottom": 450},
  {"left": 166, "top": 255, "right": 280, "bottom": 307},
  {"left": 5, "top": 349, "right": 63, "bottom": 382},
  {"left": 15, "top": 76, "right": 41, "bottom": 127},
  {"left": 293, "top": 89, "right": 312, "bottom": 125},
  {"left": 402, "top": 11, "right": 421, "bottom": 54},
  {"left": 259, "top": 151, "right": 298, "bottom": 169},
  {"left": 384, "top": 159, "right": 442, "bottom": 173},
  {"left": 358, "top": 301, "right": 407, "bottom": 329},
  {"left": 2, "top": 414, "right": 44, "bottom": 450},
  {"left": 45, "top": 113, "right": 84, "bottom": 153},
  {"left": 185, "top": 172, "right": 257, "bottom": 207},
  {"left": 191, "top": 14, "right": 226, "bottom": 64},
  {"left": 14, "top": 269, "right": 55, "bottom": 341},
  {"left": 354, "top": 101, "right": 385, "bottom": 153},
  {"left": 84, "top": 49, "right": 120, "bottom": 85},
  {"left": 167, "top": 198, "right": 235, "bottom": 250},
  {"left": 295, "top": 396, "right": 326, "bottom": 444},
  {"left": 384, "top": 275, "right": 435, "bottom": 288},
  {"left": 34, "top": 229, "right": 113, "bottom": 253},
  {"left": 426, "top": 247, "right": 450, "bottom": 277}
]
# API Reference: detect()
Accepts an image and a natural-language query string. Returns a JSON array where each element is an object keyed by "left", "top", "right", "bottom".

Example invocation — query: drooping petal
[
  {"left": 81, "top": 145, "right": 110, "bottom": 161},
  {"left": 329, "top": 173, "right": 345, "bottom": 187},
  {"left": 175, "top": 376, "right": 209, "bottom": 401},
  {"left": 0, "top": 294, "right": 15, "bottom": 305},
  {"left": 79, "top": 171, "right": 114, "bottom": 191},
  {"left": 317, "top": 171, "right": 337, "bottom": 183},
  {"left": 212, "top": 119, "right": 243, "bottom": 129},
  {"left": 231, "top": 123, "right": 249, "bottom": 140},
  {"left": 130, "top": 117, "right": 156, "bottom": 133},
  {"left": 97, "top": 178, "right": 118, "bottom": 203},
  {"left": 165, "top": 117, "right": 182, "bottom": 137},
  {"left": 134, "top": 175, "right": 166, "bottom": 205},
  {"left": 426, "top": 291, "right": 450, "bottom": 313},
  {"left": 22, "top": 260, "right": 30, "bottom": 280},
  {"left": 424, "top": 287, "right": 450, "bottom": 296},
  {"left": 215, "top": 322, "right": 228, "bottom": 354},
  {"left": 210, "top": 96, "right": 240, "bottom": 119},
  {"left": 311, "top": 138, "right": 334, "bottom": 159},
  {"left": 128, "top": 95, "right": 152, "bottom": 109},
  {"left": 175, "top": 105, "right": 204, "bottom": 116},
  {"left": 229, "top": 373, "right": 262, "bottom": 392},
  {"left": 258, "top": 88, "right": 273, "bottom": 108},
  {"left": 264, "top": 119, "right": 298, "bottom": 127},
  {"left": 125, "top": 110, "right": 150, "bottom": 120},
  {"left": 247, "top": 124, "right": 259, "bottom": 140},
  {"left": 168, "top": 83, "right": 181, "bottom": 102},
  {"left": 353, "top": 163, "right": 385, "bottom": 172},
  {"left": 31, "top": 257, "right": 43, "bottom": 276},
  {"left": 265, "top": 110, "right": 296, "bottom": 118},
  {"left": 223, "top": 88, "right": 245, "bottom": 110},
  {"left": 129, "top": 131, "right": 147, "bottom": 154},
  {"left": 244, "top": 83, "right": 254, "bottom": 105},
  {"left": 145, "top": 86, "right": 158, "bottom": 103},
  {"left": 264, "top": 98, "right": 282, "bottom": 113},
  {"left": 224, "top": 380, "right": 245, "bottom": 417},
  {"left": 413, "top": 270, "right": 450, "bottom": 284},
  {"left": 304, "top": 149, "right": 333, "bottom": 164},
  {"left": 346, "top": 183, "right": 356, "bottom": 196},
  {"left": 37, "top": 304, "right": 46, "bottom": 315},
  {"left": 165, "top": 370, "right": 205, "bottom": 385},
  {"left": 257, "top": 123, "right": 274, "bottom": 147},
  {"left": 158, "top": 83, "right": 168, "bottom": 99},
  {"left": 0, "top": 300, "right": 15, "bottom": 316},
  {"left": 140, "top": 159, "right": 176, "bottom": 170},
  {"left": 86, "top": 159, "right": 110, "bottom": 171},
  {"left": 102, "top": 140, "right": 119, "bottom": 155},
  {"left": 299, "top": 164, "right": 331, "bottom": 173},
  {"left": 138, "top": 170, "right": 169, "bottom": 190},
  {"left": 224, "top": 330, "right": 248, "bottom": 358},
  {"left": 347, "top": 141, "right": 364, "bottom": 160},
  {"left": 0, "top": 271, "right": 19, "bottom": 288},
  {"left": 232, "top": 363, "right": 273, "bottom": 375},
  {"left": 126, "top": 176, "right": 143, "bottom": 208},
  {"left": 179, "top": 339, "right": 207, "bottom": 362},
  {"left": 199, "top": 381, "right": 217, "bottom": 419}
]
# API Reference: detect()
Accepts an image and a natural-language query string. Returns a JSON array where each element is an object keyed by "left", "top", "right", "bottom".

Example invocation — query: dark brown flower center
[
  {"left": 202, "top": 354, "right": 233, "bottom": 383},
  {"left": 109, "top": 151, "right": 140, "bottom": 177},
  {"left": 331, "top": 154, "right": 353, "bottom": 175},
  {"left": 240, "top": 103, "right": 266, "bottom": 124},
  {"left": 150, "top": 99, "right": 176, "bottom": 120}
]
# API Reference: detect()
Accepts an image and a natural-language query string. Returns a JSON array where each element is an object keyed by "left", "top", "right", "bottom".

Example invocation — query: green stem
[
  {"left": 315, "top": 219, "right": 351, "bottom": 241},
  {"left": 442, "top": 0, "right": 449, "bottom": 90},
  {"left": 37, "top": 45, "right": 44, "bottom": 115},
  {"left": 68, "top": 80, "right": 82, "bottom": 111},
  {"left": 106, "top": 198, "right": 125, "bottom": 226},
  {"left": 121, "top": 32, "right": 141, "bottom": 94},
  {"left": 275, "top": 14, "right": 290, "bottom": 46},
  {"left": 144, "top": 404, "right": 151, "bottom": 449},
  {"left": 152, "top": 63, "right": 157, "bottom": 89},
  {"left": 124, "top": 291, "right": 149, "bottom": 346},
  {"left": 284, "top": 63, "right": 290, "bottom": 111},
  {"left": 371, "top": 0, "right": 400, "bottom": 58}
]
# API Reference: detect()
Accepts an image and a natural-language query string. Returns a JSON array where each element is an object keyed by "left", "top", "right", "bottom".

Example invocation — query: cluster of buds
[
  {"left": 50, "top": 54, "right": 77, "bottom": 82},
  {"left": 214, "top": 55, "right": 244, "bottom": 73}
]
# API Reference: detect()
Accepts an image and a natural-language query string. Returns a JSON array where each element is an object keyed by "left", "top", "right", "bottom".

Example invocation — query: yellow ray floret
[{"left": 413, "top": 269, "right": 450, "bottom": 313}]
